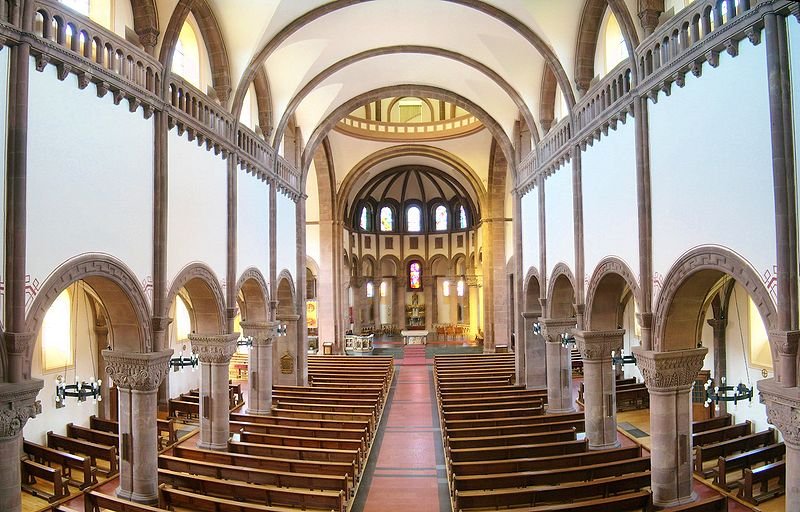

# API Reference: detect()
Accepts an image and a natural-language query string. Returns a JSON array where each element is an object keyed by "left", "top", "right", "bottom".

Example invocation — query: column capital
[
  {"left": 240, "top": 321, "right": 278, "bottom": 347},
  {"left": 539, "top": 317, "right": 576, "bottom": 344},
  {"left": 520, "top": 311, "right": 539, "bottom": 320},
  {"left": 0, "top": 380, "right": 43, "bottom": 439},
  {"left": 758, "top": 379, "right": 800, "bottom": 447},
  {"left": 706, "top": 318, "right": 728, "bottom": 330},
  {"left": 574, "top": 329, "right": 624, "bottom": 361},
  {"left": 770, "top": 330, "right": 800, "bottom": 356},
  {"left": 102, "top": 349, "right": 173, "bottom": 391},
  {"left": 189, "top": 333, "right": 239, "bottom": 363},
  {"left": 3, "top": 331, "right": 35, "bottom": 355},
  {"left": 632, "top": 347, "right": 707, "bottom": 391}
]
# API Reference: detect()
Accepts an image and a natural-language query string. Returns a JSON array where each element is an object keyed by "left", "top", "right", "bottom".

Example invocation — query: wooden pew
[
  {"left": 615, "top": 384, "right": 650, "bottom": 411},
  {"left": 446, "top": 428, "right": 575, "bottom": 450},
  {"left": 441, "top": 398, "right": 544, "bottom": 413},
  {"left": 67, "top": 423, "right": 118, "bottom": 447},
  {"left": 738, "top": 460, "right": 785, "bottom": 504},
  {"left": 158, "top": 483, "right": 334, "bottom": 512},
  {"left": 453, "top": 456, "right": 651, "bottom": 492},
  {"left": 46, "top": 431, "right": 118, "bottom": 476},
  {"left": 159, "top": 454, "right": 351, "bottom": 498},
  {"left": 693, "top": 421, "right": 751, "bottom": 447},
  {"left": 89, "top": 415, "right": 177, "bottom": 447},
  {"left": 713, "top": 442, "right": 785, "bottom": 490},
  {"left": 664, "top": 494, "right": 728, "bottom": 511},
  {"left": 158, "top": 468, "right": 345, "bottom": 512},
  {"left": 438, "top": 390, "right": 548, "bottom": 405},
  {"left": 444, "top": 412, "right": 574, "bottom": 430},
  {"left": 20, "top": 459, "right": 70, "bottom": 503},
  {"left": 694, "top": 428, "right": 776, "bottom": 477},
  {"left": 447, "top": 438, "right": 588, "bottom": 463},
  {"left": 238, "top": 430, "right": 364, "bottom": 462},
  {"left": 269, "top": 407, "right": 375, "bottom": 432},
  {"left": 693, "top": 414, "right": 732, "bottom": 434},
  {"left": 456, "top": 490, "right": 653, "bottom": 512},
  {"left": 173, "top": 445, "right": 354, "bottom": 479},
  {"left": 231, "top": 420, "right": 366, "bottom": 452},
  {"left": 85, "top": 490, "right": 164, "bottom": 512},
  {"left": 443, "top": 405, "right": 544, "bottom": 422},
  {"left": 168, "top": 398, "right": 198, "bottom": 419},
  {"left": 453, "top": 471, "right": 651, "bottom": 511},
  {"left": 446, "top": 418, "right": 586, "bottom": 438},
  {"left": 23, "top": 440, "right": 97, "bottom": 489},
  {"left": 228, "top": 440, "right": 360, "bottom": 477},
  {"left": 230, "top": 412, "right": 372, "bottom": 443}
]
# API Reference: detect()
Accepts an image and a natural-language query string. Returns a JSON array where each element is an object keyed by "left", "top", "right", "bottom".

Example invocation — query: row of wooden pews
[
  {"left": 167, "top": 383, "right": 244, "bottom": 421},
  {"left": 149, "top": 354, "right": 394, "bottom": 512},
  {"left": 692, "top": 413, "right": 786, "bottom": 504},
  {"left": 577, "top": 376, "right": 650, "bottom": 412}
]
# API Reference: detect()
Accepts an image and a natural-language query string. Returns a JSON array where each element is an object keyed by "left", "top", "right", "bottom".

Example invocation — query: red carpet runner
[{"left": 399, "top": 345, "right": 428, "bottom": 366}]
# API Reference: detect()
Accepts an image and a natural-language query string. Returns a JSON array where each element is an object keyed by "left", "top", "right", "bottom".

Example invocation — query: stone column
[
  {"left": 189, "top": 334, "right": 239, "bottom": 450},
  {"left": 102, "top": 350, "right": 172, "bottom": 504},
  {"left": 522, "top": 312, "right": 546, "bottom": 389},
  {"left": 758, "top": 380, "right": 800, "bottom": 512},
  {"left": 240, "top": 321, "right": 276, "bottom": 415},
  {"left": 633, "top": 347, "right": 707, "bottom": 507},
  {"left": 541, "top": 318, "right": 577, "bottom": 413},
  {"left": 575, "top": 330, "right": 624, "bottom": 450},
  {"left": 707, "top": 317, "right": 728, "bottom": 416},
  {"left": 0, "top": 380, "right": 43, "bottom": 512},
  {"left": 423, "top": 276, "right": 435, "bottom": 333},
  {"left": 275, "top": 314, "right": 301, "bottom": 385}
]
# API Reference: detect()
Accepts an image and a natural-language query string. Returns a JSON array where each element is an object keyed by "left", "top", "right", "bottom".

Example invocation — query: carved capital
[
  {"left": 4, "top": 331, "right": 36, "bottom": 355},
  {"left": 189, "top": 333, "right": 239, "bottom": 363},
  {"left": 706, "top": 318, "right": 727, "bottom": 331},
  {"left": 770, "top": 330, "right": 800, "bottom": 356},
  {"left": 758, "top": 379, "right": 800, "bottom": 447},
  {"left": 240, "top": 321, "right": 277, "bottom": 347},
  {"left": 540, "top": 317, "right": 577, "bottom": 344},
  {"left": 102, "top": 349, "right": 173, "bottom": 391},
  {"left": 574, "top": 329, "right": 625, "bottom": 361},
  {"left": 0, "top": 380, "right": 44, "bottom": 439},
  {"left": 632, "top": 347, "right": 707, "bottom": 391}
]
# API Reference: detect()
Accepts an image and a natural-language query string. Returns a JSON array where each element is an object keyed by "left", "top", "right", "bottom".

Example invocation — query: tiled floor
[{"left": 355, "top": 364, "right": 450, "bottom": 512}]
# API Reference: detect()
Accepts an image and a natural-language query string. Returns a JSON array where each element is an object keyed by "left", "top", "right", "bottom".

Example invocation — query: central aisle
[{"left": 355, "top": 364, "right": 450, "bottom": 512}]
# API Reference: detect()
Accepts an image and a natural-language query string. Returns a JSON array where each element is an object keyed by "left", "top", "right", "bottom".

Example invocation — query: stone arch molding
[
  {"left": 522, "top": 266, "right": 543, "bottom": 313},
  {"left": 275, "top": 269, "right": 297, "bottom": 316},
  {"left": 24, "top": 254, "right": 153, "bottom": 377},
  {"left": 546, "top": 262, "right": 577, "bottom": 318},
  {"left": 235, "top": 267, "right": 271, "bottom": 323},
  {"left": 584, "top": 257, "right": 641, "bottom": 331},
  {"left": 164, "top": 263, "right": 226, "bottom": 335},
  {"left": 652, "top": 246, "right": 778, "bottom": 353}
]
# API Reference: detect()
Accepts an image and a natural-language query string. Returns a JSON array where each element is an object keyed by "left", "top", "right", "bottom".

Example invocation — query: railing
[
  {"left": 276, "top": 154, "right": 300, "bottom": 190},
  {"left": 535, "top": 116, "right": 572, "bottom": 172},
  {"left": 237, "top": 125, "right": 274, "bottom": 172},
  {"left": 336, "top": 113, "right": 483, "bottom": 140},
  {"left": 517, "top": 150, "right": 538, "bottom": 184},
  {"left": 31, "top": 1, "right": 161, "bottom": 98},
  {"left": 167, "top": 75, "right": 233, "bottom": 150},
  {"left": 573, "top": 60, "right": 633, "bottom": 136}
]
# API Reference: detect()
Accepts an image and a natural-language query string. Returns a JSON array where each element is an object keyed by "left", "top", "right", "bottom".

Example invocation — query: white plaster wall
[
  {"left": 650, "top": 36, "right": 775, "bottom": 302},
  {"left": 0, "top": 49, "right": 8, "bottom": 323},
  {"left": 306, "top": 161, "right": 320, "bottom": 222},
  {"left": 237, "top": 169, "right": 269, "bottom": 281},
  {"left": 276, "top": 193, "right": 297, "bottom": 280},
  {"left": 544, "top": 166, "right": 574, "bottom": 278},
  {"left": 306, "top": 224, "right": 320, "bottom": 271},
  {"left": 582, "top": 117, "right": 639, "bottom": 286},
  {"left": 27, "top": 60, "right": 153, "bottom": 297},
  {"left": 167, "top": 130, "right": 227, "bottom": 285},
  {"left": 520, "top": 190, "right": 539, "bottom": 277}
]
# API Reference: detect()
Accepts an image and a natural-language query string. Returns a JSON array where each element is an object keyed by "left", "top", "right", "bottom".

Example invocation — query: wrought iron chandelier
[
  {"left": 611, "top": 350, "right": 637, "bottom": 366},
  {"left": 55, "top": 375, "right": 102, "bottom": 408},
  {"left": 170, "top": 351, "right": 199, "bottom": 372},
  {"left": 704, "top": 376, "right": 753, "bottom": 409},
  {"left": 560, "top": 331, "right": 575, "bottom": 348}
]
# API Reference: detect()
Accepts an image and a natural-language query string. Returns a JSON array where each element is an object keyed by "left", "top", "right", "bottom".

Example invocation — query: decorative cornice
[
  {"left": 632, "top": 347, "right": 707, "bottom": 391},
  {"left": 0, "top": 380, "right": 44, "bottom": 439},
  {"left": 540, "top": 317, "right": 577, "bottom": 344},
  {"left": 574, "top": 329, "right": 624, "bottom": 361},
  {"left": 102, "top": 349, "right": 173, "bottom": 391},
  {"left": 189, "top": 333, "right": 239, "bottom": 363},
  {"left": 758, "top": 379, "right": 800, "bottom": 447},
  {"left": 240, "top": 321, "right": 278, "bottom": 346}
]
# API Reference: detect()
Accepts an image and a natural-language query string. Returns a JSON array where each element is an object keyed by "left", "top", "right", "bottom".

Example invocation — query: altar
[{"left": 401, "top": 330, "right": 429, "bottom": 345}]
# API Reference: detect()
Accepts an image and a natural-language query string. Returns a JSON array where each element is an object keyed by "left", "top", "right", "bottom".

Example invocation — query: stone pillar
[
  {"left": 423, "top": 276, "right": 434, "bottom": 333},
  {"left": 707, "top": 317, "right": 728, "bottom": 416},
  {"left": 541, "top": 318, "right": 577, "bottom": 413},
  {"left": 0, "top": 380, "right": 43, "bottom": 512},
  {"left": 633, "top": 347, "right": 707, "bottom": 507},
  {"left": 275, "top": 314, "right": 300, "bottom": 385},
  {"left": 575, "top": 330, "right": 624, "bottom": 450},
  {"left": 240, "top": 321, "right": 276, "bottom": 415},
  {"left": 758, "top": 380, "right": 800, "bottom": 512},
  {"left": 103, "top": 350, "right": 172, "bottom": 504},
  {"left": 189, "top": 334, "right": 239, "bottom": 450},
  {"left": 522, "top": 312, "right": 546, "bottom": 389},
  {"left": 638, "top": 0, "right": 664, "bottom": 36}
]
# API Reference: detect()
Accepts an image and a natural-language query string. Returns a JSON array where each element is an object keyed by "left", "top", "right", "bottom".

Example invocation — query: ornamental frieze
[
  {"left": 758, "top": 380, "right": 800, "bottom": 447},
  {"left": 102, "top": 349, "right": 173, "bottom": 391},
  {"left": 632, "top": 347, "right": 707, "bottom": 391},
  {"left": 188, "top": 333, "right": 239, "bottom": 363},
  {"left": 574, "top": 330, "right": 624, "bottom": 361}
]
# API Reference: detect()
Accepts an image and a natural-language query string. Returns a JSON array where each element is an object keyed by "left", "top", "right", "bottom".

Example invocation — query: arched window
[
  {"left": 602, "top": 12, "right": 628, "bottom": 74},
  {"left": 409, "top": 261, "right": 422, "bottom": 290},
  {"left": 358, "top": 205, "right": 372, "bottom": 231},
  {"left": 406, "top": 205, "right": 422, "bottom": 232},
  {"left": 379, "top": 281, "right": 387, "bottom": 297},
  {"left": 366, "top": 281, "right": 374, "bottom": 298},
  {"left": 434, "top": 205, "right": 448, "bottom": 231},
  {"left": 173, "top": 21, "right": 201, "bottom": 88},
  {"left": 442, "top": 280, "right": 450, "bottom": 297},
  {"left": 175, "top": 296, "right": 192, "bottom": 341},
  {"left": 379, "top": 206, "right": 394, "bottom": 232},
  {"left": 458, "top": 205, "right": 468, "bottom": 229},
  {"left": 457, "top": 280, "right": 465, "bottom": 297},
  {"left": 61, "top": 0, "right": 112, "bottom": 29},
  {"left": 42, "top": 288, "right": 73, "bottom": 371}
]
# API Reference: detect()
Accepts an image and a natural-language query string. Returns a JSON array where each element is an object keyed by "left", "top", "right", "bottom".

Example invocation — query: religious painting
[
  {"left": 409, "top": 261, "right": 422, "bottom": 289},
  {"left": 306, "top": 300, "right": 318, "bottom": 329}
]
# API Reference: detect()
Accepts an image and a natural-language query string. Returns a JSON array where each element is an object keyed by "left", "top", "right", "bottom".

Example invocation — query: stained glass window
[
  {"left": 407, "top": 205, "right": 421, "bottom": 232},
  {"left": 442, "top": 280, "right": 450, "bottom": 297},
  {"left": 409, "top": 262, "right": 422, "bottom": 289},
  {"left": 434, "top": 205, "right": 448, "bottom": 231},
  {"left": 380, "top": 206, "right": 394, "bottom": 232},
  {"left": 459, "top": 205, "right": 468, "bottom": 229},
  {"left": 366, "top": 281, "right": 374, "bottom": 298},
  {"left": 457, "top": 280, "right": 465, "bottom": 297},
  {"left": 359, "top": 206, "right": 370, "bottom": 231}
]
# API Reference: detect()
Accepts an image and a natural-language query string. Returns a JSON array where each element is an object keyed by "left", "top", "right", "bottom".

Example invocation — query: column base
[
  {"left": 588, "top": 440, "right": 621, "bottom": 450},
  {"left": 653, "top": 491, "right": 697, "bottom": 509},
  {"left": 546, "top": 406, "right": 576, "bottom": 414},
  {"left": 116, "top": 487, "right": 159, "bottom": 505},
  {"left": 197, "top": 441, "right": 228, "bottom": 451}
]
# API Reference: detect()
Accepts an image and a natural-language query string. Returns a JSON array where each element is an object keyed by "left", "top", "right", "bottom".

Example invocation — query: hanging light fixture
[
  {"left": 611, "top": 350, "right": 637, "bottom": 366},
  {"left": 55, "top": 374, "right": 102, "bottom": 408},
  {"left": 237, "top": 335, "right": 253, "bottom": 348},
  {"left": 532, "top": 322, "right": 542, "bottom": 335},
  {"left": 560, "top": 331, "right": 575, "bottom": 348},
  {"left": 170, "top": 350, "right": 199, "bottom": 372},
  {"left": 704, "top": 376, "right": 753, "bottom": 410}
]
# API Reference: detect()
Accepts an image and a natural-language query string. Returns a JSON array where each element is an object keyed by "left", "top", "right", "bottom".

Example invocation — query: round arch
[
  {"left": 653, "top": 247, "right": 778, "bottom": 356},
  {"left": 235, "top": 267, "right": 270, "bottom": 323},
  {"left": 547, "top": 263, "right": 576, "bottom": 319},
  {"left": 165, "top": 263, "right": 226, "bottom": 335},
  {"left": 275, "top": 270, "right": 297, "bottom": 317},
  {"left": 301, "top": 84, "right": 516, "bottom": 180},
  {"left": 379, "top": 254, "right": 402, "bottom": 278},
  {"left": 24, "top": 255, "right": 153, "bottom": 377},
  {"left": 523, "top": 267, "right": 543, "bottom": 315},
  {"left": 584, "top": 257, "right": 641, "bottom": 331}
]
